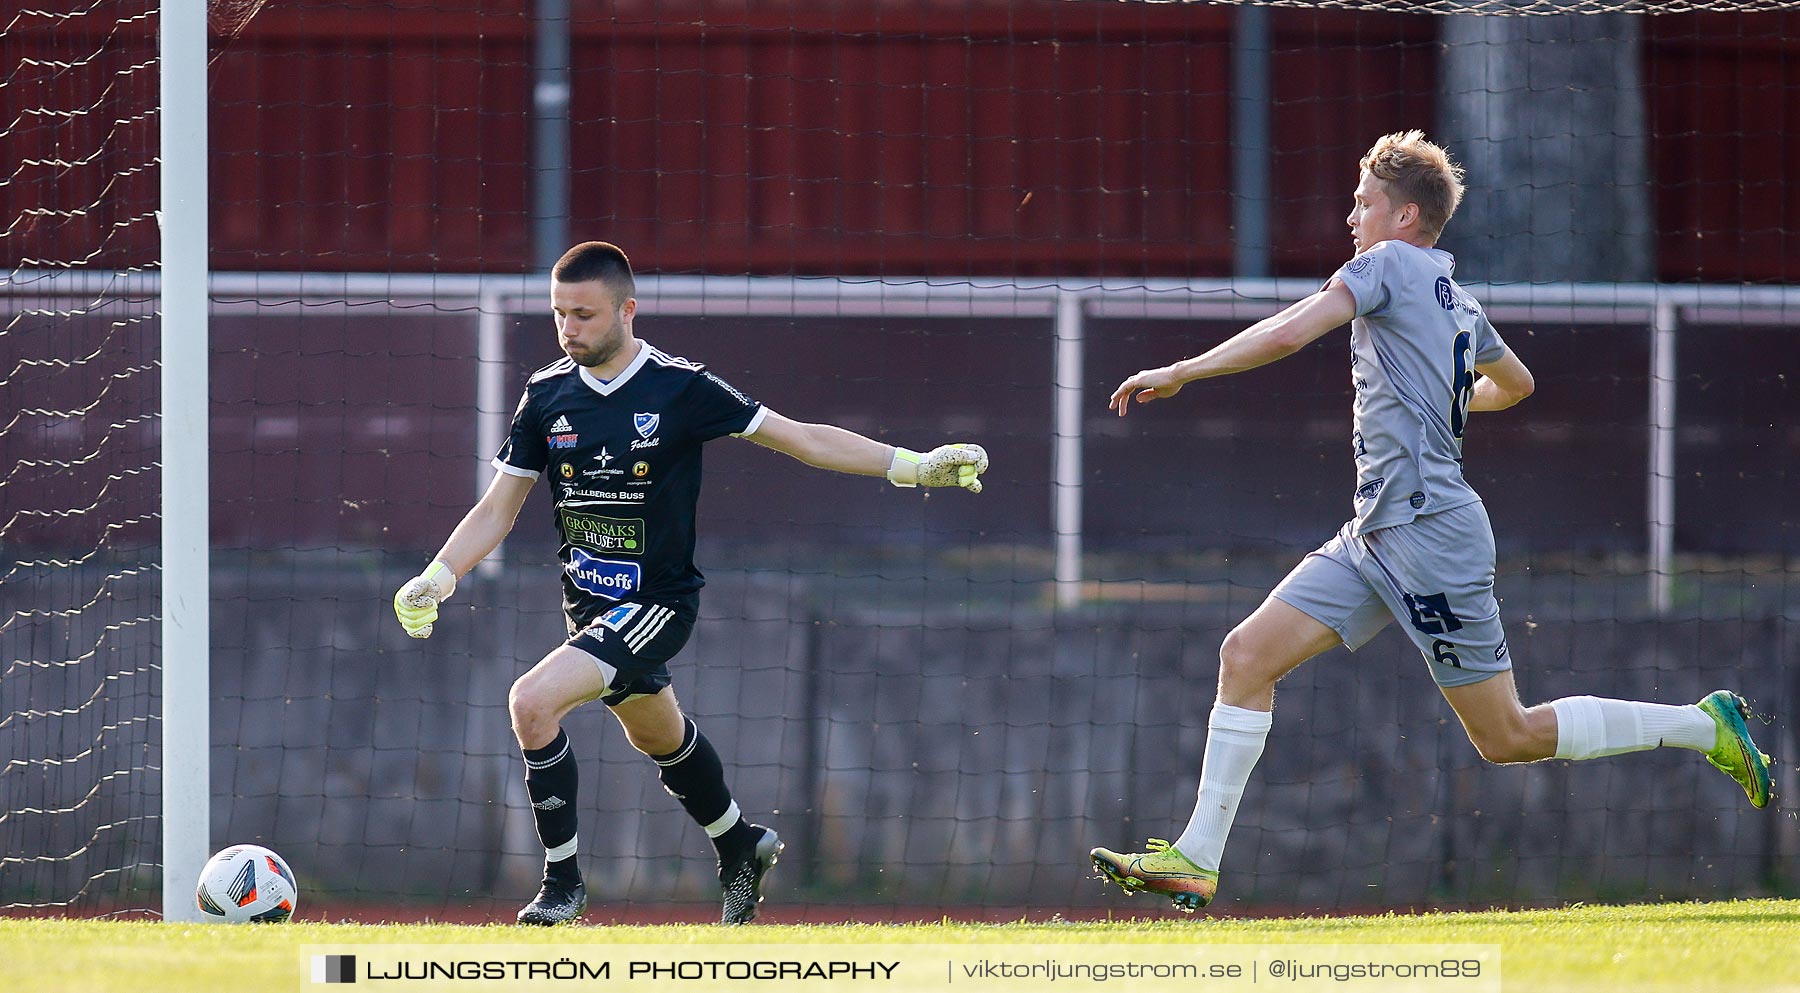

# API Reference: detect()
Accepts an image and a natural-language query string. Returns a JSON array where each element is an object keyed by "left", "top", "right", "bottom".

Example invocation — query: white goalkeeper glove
[
  {"left": 393, "top": 560, "right": 457, "bottom": 639},
  {"left": 887, "top": 444, "right": 989, "bottom": 493}
]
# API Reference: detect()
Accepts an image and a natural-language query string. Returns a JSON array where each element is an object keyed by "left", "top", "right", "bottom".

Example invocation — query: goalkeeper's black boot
[
  {"left": 718, "top": 824, "right": 783, "bottom": 925},
  {"left": 516, "top": 873, "right": 586, "bottom": 926}
]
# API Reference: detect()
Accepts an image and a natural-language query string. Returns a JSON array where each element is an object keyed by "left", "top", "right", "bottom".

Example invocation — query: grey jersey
[{"left": 1331, "top": 240, "right": 1508, "bottom": 534}]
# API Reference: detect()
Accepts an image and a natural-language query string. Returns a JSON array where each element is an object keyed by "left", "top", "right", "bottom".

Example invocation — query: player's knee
[
  {"left": 1467, "top": 725, "right": 1536, "bottom": 765},
  {"left": 624, "top": 725, "right": 683, "bottom": 757},
  {"left": 508, "top": 676, "right": 554, "bottom": 743},
  {"left": 620, "top": 708, "right": 686, "bottom": 756},
  {"left": 1217, "top": 627, "right": 1272, "bottom": 695}
]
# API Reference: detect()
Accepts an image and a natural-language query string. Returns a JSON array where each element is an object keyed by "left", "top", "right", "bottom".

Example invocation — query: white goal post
[{"left": 159, "top": 0, "right": 210, "bottom": 925}]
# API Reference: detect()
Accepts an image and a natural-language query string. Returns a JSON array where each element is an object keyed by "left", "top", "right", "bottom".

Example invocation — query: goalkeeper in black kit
[{"left": 393, "top": 241, "right": 988, "bottom": 925}]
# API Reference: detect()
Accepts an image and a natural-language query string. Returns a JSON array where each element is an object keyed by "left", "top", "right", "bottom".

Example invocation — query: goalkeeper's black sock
[
  {"left": 544, "top": 854, "right": 579, "bottom": 885},
  {"left": 650, "top": 718, "right": 759, "bottom": 858},
  {"left": 522, "top": 728, "right": 581, "bottom": 881}
]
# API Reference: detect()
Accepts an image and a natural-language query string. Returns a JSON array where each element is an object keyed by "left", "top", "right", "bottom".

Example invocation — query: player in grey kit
[{"left": 1090, "top": 131, "right": 1773, "bottom": 911}]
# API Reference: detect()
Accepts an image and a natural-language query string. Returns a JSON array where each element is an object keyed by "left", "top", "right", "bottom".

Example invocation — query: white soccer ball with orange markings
[{"left": 196, "top": 844, "right": 298, "bottom": 923}]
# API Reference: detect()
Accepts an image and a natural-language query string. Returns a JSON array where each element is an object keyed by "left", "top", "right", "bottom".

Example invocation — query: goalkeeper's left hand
[
  {"left": 393, "top": 561, "right": 457, "bottom": 639},
  {"left": 887, "top": 443, "right": 989, "bottom": 493}
]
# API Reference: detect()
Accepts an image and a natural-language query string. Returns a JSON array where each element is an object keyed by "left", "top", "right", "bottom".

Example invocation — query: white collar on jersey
[{"left": 577, "top": 339, "right": 653, "bottom": 396}]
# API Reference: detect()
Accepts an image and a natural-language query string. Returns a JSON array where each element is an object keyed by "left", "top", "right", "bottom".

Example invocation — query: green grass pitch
[{"left": 5, "top": 900, "right": 1797, "bottom": 992}]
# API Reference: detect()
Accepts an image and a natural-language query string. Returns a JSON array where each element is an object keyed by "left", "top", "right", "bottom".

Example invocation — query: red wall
[
  {"left": 8, "top": 1, "right": 1796, "bottom": 281},
  {"left": 1646, "top": 12, "right": 1800, "bottom": 283},
  {"left": 1268, "top": 9, "right": 1438, "bottom": 275},
  {"left": 6, "top": 0, "right": 160, "bottom": 272},
  {"left": 208, "top": 3, "right": 535, "bottom": 270},
  {"left": 563, "top": 4, "right": 1236, "bottom": 276}
]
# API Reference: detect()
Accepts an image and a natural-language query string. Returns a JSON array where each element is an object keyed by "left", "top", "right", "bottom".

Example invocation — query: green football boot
[
  {"left": 1090, "top": 838, "right": 1219, "bottom": 912},
  {"left": 1697, "top": 690, "right": 1773, "bottom": 809}
]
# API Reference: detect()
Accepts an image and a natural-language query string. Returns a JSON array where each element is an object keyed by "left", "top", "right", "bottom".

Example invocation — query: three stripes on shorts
[{"left": 620, "top": 603, "right": 674, "bottom": 654}]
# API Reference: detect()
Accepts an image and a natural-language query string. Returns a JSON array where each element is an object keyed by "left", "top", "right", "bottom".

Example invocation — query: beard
[{"left": 564, "top": 330, "right": 624, "bottom": 368}]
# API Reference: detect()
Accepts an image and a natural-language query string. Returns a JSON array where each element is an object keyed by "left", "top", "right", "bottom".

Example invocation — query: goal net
[
  {"left": 1, "top": 0, "right": 162, "bottom": 912},
  {"left": 3, "top": 0, "right": 1795, "bottom": 921}
]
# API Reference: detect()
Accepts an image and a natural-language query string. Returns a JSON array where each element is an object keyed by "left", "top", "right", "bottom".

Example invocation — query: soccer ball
[{"left": 196, "top": 844, "right": 298, "bottom": 923}]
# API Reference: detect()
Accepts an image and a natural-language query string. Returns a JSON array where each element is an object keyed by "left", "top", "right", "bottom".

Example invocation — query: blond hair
[{"left": 1359, "top": 130, "right": 1465, "bottom": 243}]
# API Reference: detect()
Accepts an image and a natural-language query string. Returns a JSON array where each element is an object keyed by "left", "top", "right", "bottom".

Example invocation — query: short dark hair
[{"left": 552, "top": 241, "right": 636, "bottom": 303}]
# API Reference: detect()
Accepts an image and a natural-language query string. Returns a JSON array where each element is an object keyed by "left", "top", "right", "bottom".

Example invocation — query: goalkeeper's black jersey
[{"left": 493, "top": 341, "right": 764, "bottom": 620}]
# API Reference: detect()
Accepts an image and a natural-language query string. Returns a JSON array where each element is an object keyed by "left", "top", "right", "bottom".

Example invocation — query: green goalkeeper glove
[
  {"left": 887, "top": 443, "right": 989, "bottom": 493},
  {"left": 393, "top": 560, "right": 456, "bottom": 639}
]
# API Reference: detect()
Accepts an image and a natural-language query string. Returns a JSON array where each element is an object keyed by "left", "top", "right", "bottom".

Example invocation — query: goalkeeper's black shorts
[{"left": 564, "top": 594, "right": 699, "bottom": 707}]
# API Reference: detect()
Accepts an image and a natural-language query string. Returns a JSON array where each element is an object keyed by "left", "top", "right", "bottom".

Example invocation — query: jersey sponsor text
[
  {"left": 561, "top": 510, "right": 645, "bottom": 555},
  {"left": 566, "top": 548, "right": 642, "bottom": 599}
]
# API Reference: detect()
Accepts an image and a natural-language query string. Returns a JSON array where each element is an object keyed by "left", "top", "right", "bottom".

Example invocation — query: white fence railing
[{"left": 8, "top": 268, "right": 1799, "bottom": 615}]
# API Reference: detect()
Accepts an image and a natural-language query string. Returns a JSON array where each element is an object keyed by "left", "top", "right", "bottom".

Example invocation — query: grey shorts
[{"left": 1270, "top": 502, "right": 1510, "bottom": 688}]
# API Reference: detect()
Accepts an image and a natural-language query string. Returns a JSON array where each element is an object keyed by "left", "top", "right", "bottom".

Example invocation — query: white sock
[
  {"left": 1550, "top": 696, "right": 1716, "bottom": 760},
  {"left": 1174, "top": 702, "right": 1273, "bottom": 872}
]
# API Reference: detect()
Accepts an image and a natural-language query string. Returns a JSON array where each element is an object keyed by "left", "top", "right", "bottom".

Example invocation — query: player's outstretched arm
[
  {"left": 393, "top": 471, "right": 536, "bottom": 639},
  {"left": 1470, "top": 348, "right": 1535, "bottom": 412},
  {"left": 741, "top": 409, "right": 987, "bottom": 493},
  {"left": 1109, "top": 282, "right": 1357, "bottom": 416}
]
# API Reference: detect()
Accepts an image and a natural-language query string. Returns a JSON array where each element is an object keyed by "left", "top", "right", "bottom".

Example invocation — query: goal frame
[{"left": 160, "top": 0, "right": 210, "bottom": 924}]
